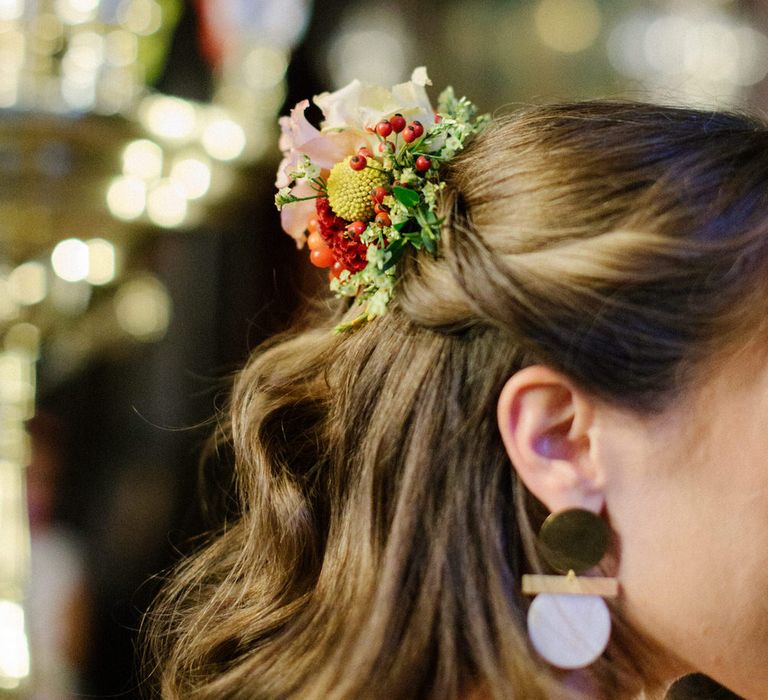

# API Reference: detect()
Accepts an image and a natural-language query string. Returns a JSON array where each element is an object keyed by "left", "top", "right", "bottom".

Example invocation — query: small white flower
[
  {"left": 274, "top": 187, "right": 294, "bottom": 210},
  {"left": 366, "top": 287, "right": 392, "bottom": 318},
  {"left": 398, "top": 167, "right": 420, "bottom": 185},
  {"left": 445, "top": 135, "right": 462, "bottom": 152},
  {"left": 422, "top": 181, "right": 445, "bottom": 208},
  {"left": 366, "top": 244, "right": 392, "bottom": 270},
  {"left": 288, "top": 154, "right": 321, "bottom": 182},
  {"left": 389, "top": 200, "right": 410, "bottom": 225}
]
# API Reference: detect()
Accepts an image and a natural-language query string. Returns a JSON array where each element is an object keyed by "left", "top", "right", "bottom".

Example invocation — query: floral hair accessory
[{"left": 275, "top": 67, "right": 488, "bottom": 332}]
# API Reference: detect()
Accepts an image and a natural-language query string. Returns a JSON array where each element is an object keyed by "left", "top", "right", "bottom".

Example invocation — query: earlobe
[{"left": 497, "top": 365, "right": 604, "bottom": 514}]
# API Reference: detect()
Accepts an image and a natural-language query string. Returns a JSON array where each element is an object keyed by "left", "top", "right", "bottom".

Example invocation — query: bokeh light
[
  {"left": 140, "top": 95, "right": 197, "bottom": 142},
  {"left": 107, "top": 175, "right": 147, "bottom": 220},
  {"left": 117, "top": 0, "right": 162, "bottom": 36},
  {"left": 326, "top": 5, "right": 409, "bottom": 89},
  {"left": 607, "top": 7, "right": 768, "bottom": 105},
  {"left": 146, "top": 179, "right": 188, "bottom": 228},
  {"left": 0, "top": 276, "right": 18, "bottom": 321},
  {"left": 534, "top": 0, "right": 602, "bottom": 54},
  {"left": 86, "top": 238, "right": 117, "bottom": 286},
  {"left": 0, "top": 599, "right": 29, "bottom": 686},
  {"left": 50, "top": 274, "right": 92, "bottom": 315},
  {"left": 114, "top": 275, "right": 172, "bottom": 341},
  {"left": 123, "top": 139, "right": 164, "bottom": 181},
  {"left": 0, "top": 0, "right": 24, "bottom": 22},
  {"left": 201, "top": 119, "right": 246, "bottom": 161},
  {"left": 54, "top": 0, "right": 99, "bottom": 26},
  {"left": 51, "top": 238, "right": 89, "bottom": 283},
  {"left": 170, "top": 156, "right": 212, "bottom": 200},
  {"left": 4, "top": 323, "right": 41, "bottom": 358},
  {"left": 104, "top": 29, "right": 138, "bottom": 67},
  {"left": 7, "top": 262, "right": 47, "bottom": 306},
  {"left": 243, "top": 46, "right": 288, "bottom": 90}
]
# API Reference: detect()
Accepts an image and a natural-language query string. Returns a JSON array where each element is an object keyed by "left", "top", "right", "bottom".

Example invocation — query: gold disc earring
[{"left": 522, "top": 508, "right": 618, "bottom": 669}]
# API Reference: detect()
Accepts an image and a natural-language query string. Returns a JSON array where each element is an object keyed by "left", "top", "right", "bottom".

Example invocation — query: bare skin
[{"left": 497, "top": 344, "right": 768, "bottom": 699}]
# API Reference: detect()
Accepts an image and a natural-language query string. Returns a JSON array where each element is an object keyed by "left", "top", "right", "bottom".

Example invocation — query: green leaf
[
  {"left": 393, "top": 186, "right": 420, "bottom": 208},
  {"left": 403, "top": 231, "right": 422, "bottom": 247},
  {"left": 383, "top": 238, "right": 406, "bottom": 270},
  {"left": 421, "top": 229, "right": 436, "bottom": 254},
  {"left": 385, "top": 237, "right": 406, "bottom": 255}
]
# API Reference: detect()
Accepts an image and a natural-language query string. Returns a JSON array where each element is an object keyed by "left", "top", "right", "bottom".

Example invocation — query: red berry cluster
[
  {"left": 373, "top": 114, "right": 426, "bottom": 147},
  {"left": 371, "top": 114, "right": 432, "bottom": 175},
  {"left": 371, "top": 184, "right": 391, "bottom": 226},
  {"left": 306, "top": 111, "right": 435, "bottom": 278},
  {"left": 309, "top": 198, "right": 368, "bottom": 276}
]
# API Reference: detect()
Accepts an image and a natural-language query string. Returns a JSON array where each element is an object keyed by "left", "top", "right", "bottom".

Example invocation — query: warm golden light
[
  {"left": 244, "top": 46, "right": 288, "bottom": 90},
  {"left": 0, "top": 74, "right": 19, "bottom": 108},
  {"left": 0, "top": 354, "right": 34, "bottom": 408},
  {"left": 0, "top": 28, "right": 25, "bottom": 71},
  {"left": 114, "top": 275, "right": 172, "bottom": 341},
  {"left": 141, "top": 94, "right": 197, "bottom": 141},
  {"left": 105, "top": 28, "right": 138, "bottom": 66},
  {"left": 170, "top": 156, "right": 211, "bottom": 200},
  {"left": 146, "top": 179, "right": 188, "bottom": 228},
  {"left": 29, "top": 11, "right": 65, "bottom": 44},
  {"left": 123, "top": 138, "right": 163, "bottom": 180},
  {"left": 118, "top": 0, "right": 162, "bottom": 36},
  {"left": 86, "top": 238, "right": 117, "bottom": 285},
  {"left": 107, "top": 175, "right": 146, "bottom": 220},
  {"left": 51, "top": 238, "right": 89, "bottom": 282},
  {"left": 0, "top": 277, "right": 18, "bottom": 322},
  {"left": 328, "top": 26, "right": 407, "bottom": 90},
  {"left": 534, "top": 0, "right": 602, "bottom": 54},
  {"left": 0, "top": 0, "right": 24, "bottom": 22},
  {"left": 202, "top": 118, "right": 246, "bottom": 161},
  {"left": 0, "top": 599, "right": 29, "bottom": 687},
  {"left": 54, "top": 0, "right": 98, "bottom": 25},
  {"left": 61, "top": 76, "right": 97, "bottom": 110},
  {"left": 7, "top": 262, "right": 47, "bottom": 306},
  {"left": 4, "top": 324, "right": 41, "bottom": 358}
]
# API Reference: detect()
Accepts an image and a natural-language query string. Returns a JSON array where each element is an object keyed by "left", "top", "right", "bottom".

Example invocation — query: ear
[{"left": 497, "top": 365, "right": 605, "bottom": 514}]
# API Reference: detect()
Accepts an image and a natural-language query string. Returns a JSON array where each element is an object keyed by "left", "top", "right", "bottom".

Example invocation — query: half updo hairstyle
[{"left": 145, "top": 101, "right": 768, "bottom": 699}]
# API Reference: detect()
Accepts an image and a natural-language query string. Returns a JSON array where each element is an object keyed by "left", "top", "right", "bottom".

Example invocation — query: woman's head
[
  {"left": 147, "top": 102, "right": 768, "bottom": 699},
  {"left": 404, "top": 102, "right": 768, "bottom": 404}
]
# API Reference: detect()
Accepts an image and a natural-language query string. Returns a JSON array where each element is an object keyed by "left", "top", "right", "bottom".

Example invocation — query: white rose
[{"left": 314, "top": 67, "right": 435, "bottom": 133}]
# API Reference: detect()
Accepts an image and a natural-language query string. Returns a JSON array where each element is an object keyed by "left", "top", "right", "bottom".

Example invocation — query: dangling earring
[{"left": 522, "top": 508, "right": 618, "bottom": 670}]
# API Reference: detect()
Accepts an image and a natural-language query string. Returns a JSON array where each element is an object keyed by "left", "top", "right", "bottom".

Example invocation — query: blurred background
[{"left": 0, "top": 0, "right": 766, "bottom": 697}]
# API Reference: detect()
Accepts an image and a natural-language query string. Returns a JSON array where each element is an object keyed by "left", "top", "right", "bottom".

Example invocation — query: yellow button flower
[{"left": 327, "top": 156, "right": 389, "bottom": 222}]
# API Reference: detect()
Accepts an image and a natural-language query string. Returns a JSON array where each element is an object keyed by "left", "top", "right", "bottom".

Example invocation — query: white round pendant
[{"left": 527, "top": 593, "right": 611, "bottom": 670}]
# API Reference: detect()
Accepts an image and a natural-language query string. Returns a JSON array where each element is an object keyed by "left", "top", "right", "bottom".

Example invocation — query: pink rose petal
[
  {"left": 278, "top": 99, "right": 318, "bottom": 154},
  {"left": 280, "top": 180, "right": 317, "bottom": 247}
]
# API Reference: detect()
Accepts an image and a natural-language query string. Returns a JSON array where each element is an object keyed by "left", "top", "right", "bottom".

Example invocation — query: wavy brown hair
[{"left": 144, "top": 102, "right": 768, "bottom": 699}]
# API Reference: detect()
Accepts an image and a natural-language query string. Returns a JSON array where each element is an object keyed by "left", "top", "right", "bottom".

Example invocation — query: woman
[{"left": 146, "top": 92, "right": 768, "bottom": 698}]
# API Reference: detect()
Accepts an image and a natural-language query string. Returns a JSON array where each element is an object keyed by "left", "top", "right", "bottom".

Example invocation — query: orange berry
[
  {"left": 310, "top": 247, "right": 334, "bottom": 268},
  {"left": 371, "top": 186, "right": 388, "bottom": 203},
  {"left": 346, "top": 221, "right": 367, "bottom": 237},
  {"left": 307, "top": 231, "right": 326, "bottom": 251},
  {"left": 329, "top": 260, "right": 346, "bottom": 279}
]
